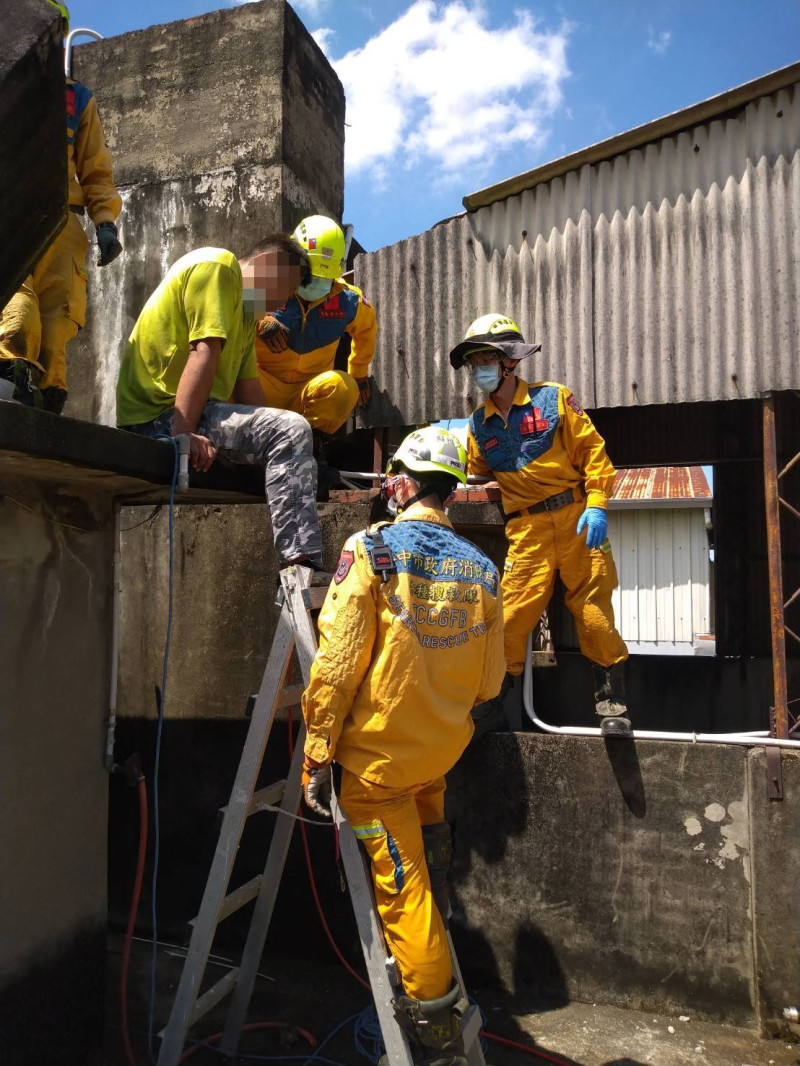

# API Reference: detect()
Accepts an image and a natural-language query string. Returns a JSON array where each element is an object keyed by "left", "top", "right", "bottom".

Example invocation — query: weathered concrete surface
[
  {"left": 107, "top": 948, "right": 800, "bottom": 1066},
  {"left": 2, "top": 1, "right": 66, "bottom": 305},
  {"left": 117, "top": 500, "right": 371, "bottom": 719},
  {"left": 446, "top": 734, "right": 781, "bottom": 1027},
  {"left": 68, "top": 0, "right": 345, "bottom": 425},
  {"left": 748, "top": 748, "right": 800, "bottom": 1033},
  {"left": 0, "top": 477, "right": 112, "bottom": 1065}
]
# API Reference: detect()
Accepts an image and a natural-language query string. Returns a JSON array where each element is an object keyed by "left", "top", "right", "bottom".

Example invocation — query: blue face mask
[
  {"left": 297, "top": 276, "right": 333, "bottom": 302},
  {"left": 471, "top": 364, "right": 502, "bottom": 393}
]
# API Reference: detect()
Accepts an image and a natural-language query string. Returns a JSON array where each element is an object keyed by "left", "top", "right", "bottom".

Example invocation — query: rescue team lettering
[
  {"left": 319, "top": 295, "right": 346, "bottom": 320},
  {"left": 386, "top": 595, "right": 487, "bottom": 650},
  {"left": 409, "top": 581, "right": 479, "bottom": 604},
  {"left": 414, "top": 606, "right": 468, "bottom": 629},
  {"left": 394, "top": 550, "right": 497, "bottom": 590}
]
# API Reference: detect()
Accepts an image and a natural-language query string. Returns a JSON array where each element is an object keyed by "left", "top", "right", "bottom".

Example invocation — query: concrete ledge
[{"left": 0, "top": 401, "right": 264, "bottom": 502}]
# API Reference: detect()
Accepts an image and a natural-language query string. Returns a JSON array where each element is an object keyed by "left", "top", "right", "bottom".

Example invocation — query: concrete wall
[
  {"left": 447, "top": 734, "right": 800, "bottom": 1032},
  {"left": 67, "top": 0, "right": 345, "bottom": 426},
  {"left": 0, "top": 477, "right": 113, "bottom": 1066}
]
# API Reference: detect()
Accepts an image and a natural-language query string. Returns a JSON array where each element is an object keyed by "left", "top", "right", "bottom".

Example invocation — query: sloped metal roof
[
  {"left": 611, "top": 466, "right": 712, "bottom": 508},
  {"left": 356, "top": 65, "right": 800, "bottom": 426}
]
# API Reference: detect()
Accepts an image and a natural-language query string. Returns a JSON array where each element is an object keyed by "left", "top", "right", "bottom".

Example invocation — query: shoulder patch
[
  {"left": 334, "top": 550, "right": 354, "bottom": 584},
  {"left": 567, "top": 394, "right": 584, "bottom": 416}
]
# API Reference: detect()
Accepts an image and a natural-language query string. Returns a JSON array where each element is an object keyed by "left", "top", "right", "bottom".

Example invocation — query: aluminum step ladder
[{"left": 156, "top": 564, "right": 485, "bottom": 1066}]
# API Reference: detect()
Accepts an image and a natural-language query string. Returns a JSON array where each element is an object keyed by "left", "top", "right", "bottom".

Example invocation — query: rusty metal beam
[{"left": 762, "top": 394, "right": 790, "bottom": 739}]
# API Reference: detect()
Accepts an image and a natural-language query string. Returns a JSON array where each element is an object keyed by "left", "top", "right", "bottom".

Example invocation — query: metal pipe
[
  {"left": 64, "top": 28, "right": 103, "bottom": 77},
  {"left": 762, "top": 394, "right": 790, "bottom": 738},
  {"left": 521, "top": 637, "right": 800, "bottom": 749},
  {"left": 104, "top": 502, "right": 122, "bottom": 771}
]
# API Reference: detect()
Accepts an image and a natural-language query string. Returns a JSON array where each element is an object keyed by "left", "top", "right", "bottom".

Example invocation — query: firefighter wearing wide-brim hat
[{"left": 450, "top": 313, "right": 631, "bottom": 737}]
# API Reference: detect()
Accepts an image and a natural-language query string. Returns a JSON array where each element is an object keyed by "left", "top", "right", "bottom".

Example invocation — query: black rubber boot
[
  {"left": 470, "top": 671, "right": 512, "bottom": 739},
  {"left": 394, "top": 984, "right": 469, "bottom": 1066},
  {"left": 592, "top": 662, "right": 632, "bottom": 737},
  {"left": 421, "top": 823, "right": 453, "bottom": 924},
  {"left": 312, "top": 429, "right": 342, "bottom": 501}
]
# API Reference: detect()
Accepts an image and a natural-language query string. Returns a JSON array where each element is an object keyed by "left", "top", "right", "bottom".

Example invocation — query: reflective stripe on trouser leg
[
  {"left": 501, "top": 511, "right": 558, "bottom": 677},
  {"left": 553, "top": 502, "right": 628, "bottom": 667},
  {"left": 35, "top": 211, "right": 89, "bottom": 392},
  {"left": 340, "top": 769, "right": 452, "bottom": 1002},
  {"left": 299, "top": 370, "right": 359, "bottom": 434},
  {"left": 200, "top": 401, "right": 322, "bottom": 565}
]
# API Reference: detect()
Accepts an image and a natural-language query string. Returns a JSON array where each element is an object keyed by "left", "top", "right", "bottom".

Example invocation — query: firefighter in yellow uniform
[
  {"left": 0, "top": 1, "right": 122, "bottom": 413},
  {"left": 450, "top": 314, "right": 631, "bottom": 737},
  {"left": 255, "top": 215, "right": 377, "bottom": 435},
  {"left": 300, "top": 426, "right": 505, "bottom": 1065}
]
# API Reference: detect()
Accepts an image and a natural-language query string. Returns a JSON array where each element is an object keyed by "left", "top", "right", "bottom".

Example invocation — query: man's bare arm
[
  {"left": 233, "top": 377, "right": 266, "bottom": 407},
  {"left": 173, "top": 338, "right": 223, "bottom": 471}
]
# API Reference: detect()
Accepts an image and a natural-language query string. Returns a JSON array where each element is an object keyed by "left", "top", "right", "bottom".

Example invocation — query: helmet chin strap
[{"left": 395, "top": 486, "right": 430, "bottom": 514}]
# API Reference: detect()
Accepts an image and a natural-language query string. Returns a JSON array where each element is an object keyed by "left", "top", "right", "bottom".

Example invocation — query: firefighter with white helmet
[
  {"left": 0, "top": 0, "right": 123, "bottom": 412},
  {"left": 255, "top": 214, "right": 377, "bottom": 437},
  {"left": 301, "top": 425, "right": 505, "bottom": 1065},
  {"left": 450, "top": 313, "right": 631, "bottom": 736}
]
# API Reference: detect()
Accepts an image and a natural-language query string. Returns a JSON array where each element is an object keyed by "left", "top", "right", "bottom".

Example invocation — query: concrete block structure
[{"left": 67, "top": 0, "right": 345, "bottom": 426}]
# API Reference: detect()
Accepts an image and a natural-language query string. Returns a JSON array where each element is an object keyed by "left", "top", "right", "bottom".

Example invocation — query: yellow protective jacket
[
  {"left": 67, "top": 79, "right": 122, "bottom": 225},
  {"left": 467, "top": 377, "right": 616, "bottom": 513},
  {"left": 302, "top": 507, "right": 506, "bottom": 787},
  {"left": 257, "top": 278, "right": 377, "bottom": 385}
]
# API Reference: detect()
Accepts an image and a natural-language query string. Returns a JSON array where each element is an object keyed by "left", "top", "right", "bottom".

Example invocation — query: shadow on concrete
[
  {"left": 601, "top": 1060, "right": 649, "bottom": 1066},
  {"left": 603, "top": 738, "right": 646, "bottom": 818},
  {"left": 446, "top": 733, "right": 580, "bottom": 1064}
]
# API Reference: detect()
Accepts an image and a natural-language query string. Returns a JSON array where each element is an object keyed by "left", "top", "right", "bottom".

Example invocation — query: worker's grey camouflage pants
[{"left": 126, "top": 401, "right": 322, "bottom": 565}]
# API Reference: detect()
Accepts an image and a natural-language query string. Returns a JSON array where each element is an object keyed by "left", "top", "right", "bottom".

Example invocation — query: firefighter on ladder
[
  {"left": 300, "top": 426, "right": 506, "bottom": 1065},
  {"left": 450, "top": 313, "right": 632, "bottom": 737}
]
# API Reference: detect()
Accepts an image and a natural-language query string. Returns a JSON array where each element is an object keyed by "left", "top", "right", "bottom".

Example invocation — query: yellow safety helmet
[
  {"left": 291, "top": 215, "right": 345, "bottom": 281},
  {"left": 47, "top": 0, "right": 70, "bottom": 29},
  {"left": 387, "top": 426, "right": 468, "bottom": 485},
  {"left": 449, "top": 312, "right": 541, "bottom": 369}
]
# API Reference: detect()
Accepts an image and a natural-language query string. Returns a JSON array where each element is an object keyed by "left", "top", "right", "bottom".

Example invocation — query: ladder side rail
[
  {"left": 220, "top": 566, "right": 322, "bottom": 1056},
  {"left": 156, "top": 602, "right": 296, "bottom": 1066},
  {"left": 333, "top": 797, "right": 416, "bottom": 1066}
]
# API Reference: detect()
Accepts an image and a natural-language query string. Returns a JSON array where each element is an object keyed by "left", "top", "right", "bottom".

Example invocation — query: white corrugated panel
[
  {"left": 355, "top": 80, "right": 799, "bottom": 425},
  {"left": 551, "top": 508, "right": 711, "bottom": 654}
]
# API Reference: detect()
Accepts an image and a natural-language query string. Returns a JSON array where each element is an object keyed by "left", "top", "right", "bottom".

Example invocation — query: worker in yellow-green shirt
[{"left": 116, "top": 237, "right": 324, "bottom": 568}]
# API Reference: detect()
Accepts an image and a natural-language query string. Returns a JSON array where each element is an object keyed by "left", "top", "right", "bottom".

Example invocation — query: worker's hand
[
  {"left": 355, "top": 376, "right": 371, "bottom": 408},
  {"left": 182, "top": 432, "right": 217, "bottom": 473},
  {"left": 302, "top": 760, "right": 332, "bottom": 818},
  {"left": 257, "top": 315, "right": 290, "bottom": 353},
  {"left": 576, "top": 506, "right": 608, "bottom": 549},
  {"left": 95, "top": 221, "right": 123, "bottom": 266}
]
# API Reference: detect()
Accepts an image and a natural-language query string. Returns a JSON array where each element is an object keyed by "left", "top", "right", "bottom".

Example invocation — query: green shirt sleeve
[{"left": 182, "top": 261, "right": 239, "bottom": 344}]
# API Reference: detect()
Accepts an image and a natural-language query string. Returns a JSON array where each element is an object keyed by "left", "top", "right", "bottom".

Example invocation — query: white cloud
[
  {"left": 647, "top": 28, "right": 672, "bottom": 54},
  {"left": 291, "top": 0, "right": 333, "bottom": 20},
  {"left": 311, "top": 26, "right": 336, "bottom": 56},
  {"left": 329, "top": 1, "right": 571, "bottom": 180}
]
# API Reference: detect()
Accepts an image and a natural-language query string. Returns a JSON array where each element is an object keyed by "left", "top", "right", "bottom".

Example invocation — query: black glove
[
  {"left": 96, "top": 221, "right": 123, "bottom": 266},
  {"left": 257, "top": 315, "right": 290, "bottom": 352}
]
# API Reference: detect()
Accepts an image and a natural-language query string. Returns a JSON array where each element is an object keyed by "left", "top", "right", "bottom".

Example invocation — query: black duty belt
[
  {"left": 69, "top": 204, "right": 85, "bottom": 215},
  {"left": 503, "top": 486, "right": 586, "bottom": 523}
]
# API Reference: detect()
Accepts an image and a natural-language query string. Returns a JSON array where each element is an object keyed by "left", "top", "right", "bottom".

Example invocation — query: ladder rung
[
  {"left": 276, "top": 684, "right": 305, "bottom": 709},
  {"left": 159, "top": 968, "right": 239, "bottom": 1038},
  {"left": 189, "top": 876, "right": 263, "bottom": 930},
  {"left": 218, "top": 780, "right": 285, "bottom": 822},
  {"left": 301, "top": 586, "right": 328, "bottom": 609}
]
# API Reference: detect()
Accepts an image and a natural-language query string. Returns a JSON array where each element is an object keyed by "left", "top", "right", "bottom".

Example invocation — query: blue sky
[{"left": 67, "top": 1, "right": 800, "bottom": 251}]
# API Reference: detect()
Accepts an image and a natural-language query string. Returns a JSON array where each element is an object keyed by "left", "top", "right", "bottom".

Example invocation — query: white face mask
[
  {"left": 297, "top": 276, "right": 333, "bottom": 302},
  {"left": 471, "top": 363, "right": 502, "bottom": 393}
]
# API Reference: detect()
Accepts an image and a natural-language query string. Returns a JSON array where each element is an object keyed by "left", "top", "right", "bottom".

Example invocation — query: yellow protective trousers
[
  {"left": 503, "top": 499, "right": 628, "bottom": 675},
  {"left": 0, "top": 211, "right": 89, "bottom": 392},
  {"left": 340, "top": 769, "right": 452, "bottom": 1002},
  {"left": 257, "top": 367, "right": 359, "bottom": 434}
]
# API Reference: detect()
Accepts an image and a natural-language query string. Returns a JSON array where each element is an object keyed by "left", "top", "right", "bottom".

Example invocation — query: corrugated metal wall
[
  {"left": 357, "top": 81, "right": 799, "bottom": 425},
  {"left": 553, "top": 508, "right": 712, "bottom": 653}
]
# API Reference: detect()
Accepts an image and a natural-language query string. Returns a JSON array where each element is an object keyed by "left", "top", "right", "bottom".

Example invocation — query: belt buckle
[{"left": 543, "top": 495, "right": 558, "bottom": 512}]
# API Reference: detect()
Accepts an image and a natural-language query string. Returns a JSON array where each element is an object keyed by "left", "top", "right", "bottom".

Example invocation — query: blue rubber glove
[{"left": 576, "top": 506, "right": 607, "bottom": 549}]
